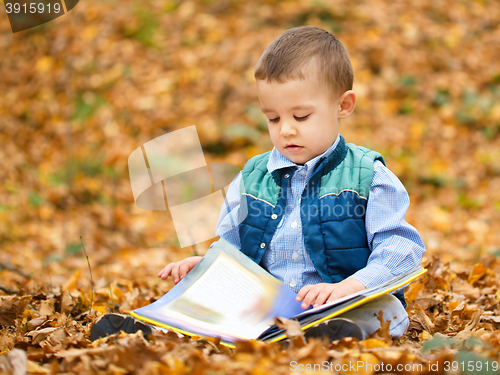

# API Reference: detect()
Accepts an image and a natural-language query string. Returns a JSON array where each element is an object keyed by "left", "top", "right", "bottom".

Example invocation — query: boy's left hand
[{"left": 296, "top": 278, "right": 366, "bottom": 309}]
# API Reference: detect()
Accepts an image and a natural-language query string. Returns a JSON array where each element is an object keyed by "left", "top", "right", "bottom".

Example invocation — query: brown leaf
[
  {"left": 26, "top": 317, "right": 46, "bottom": 331},
  {"left": 0, "top": 296, "right": 32, "bottom": 326},
  {"left": 26, "top": 360, "right": 49, "bottom": 374},
  {"left": 274, "top": 317, "right": 306, "bottom": 348},
  {"left": 38, "top": 300, "right": 55, "bottom": 317},
  {"left": 451, "top": 277, "right": 480, "bottom": 300},
  {"left": 414, "top": 293, "right": 445, "bottom": 310},
  {"left": 274, "top": 317, "right": 304, "bottom": 339},
  {"left": 0, "top": 349, "right": 27, "bottom": 375},
  {"left": 371, "top": 310, "right": 392, "bottom": 342},
  {"left": 414, "top": 305, "right": 435, "bottom": 334},
  {"left": 455, "top": 309, "right": 484, "bottom": 341},
  {"left": 60, "top": 292, "right": 75, "bottom": 314},
  {"left": 480, "top": 315, "right": 500, "bottom": 325}
]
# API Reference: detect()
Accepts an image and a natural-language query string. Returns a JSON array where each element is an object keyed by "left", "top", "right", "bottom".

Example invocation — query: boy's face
[{"left": 256, "top": 65, "right": 344, "bottom": 165}]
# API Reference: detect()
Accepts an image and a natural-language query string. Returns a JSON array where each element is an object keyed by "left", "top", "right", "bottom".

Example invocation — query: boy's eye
[
  {"left": 294, "top": 115, "right": 310, "bottom": 121},
  {"left": 269, "top": 117, "right": 280, "bottom": 123}
]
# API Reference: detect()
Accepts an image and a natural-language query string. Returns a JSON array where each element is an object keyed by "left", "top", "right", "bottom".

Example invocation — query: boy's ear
[{"left": 338, "top": 91, "right": 357, "bottom": 117}]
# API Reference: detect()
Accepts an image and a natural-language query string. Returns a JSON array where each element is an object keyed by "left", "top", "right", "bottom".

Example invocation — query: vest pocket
[
  {"left": 325, "top": 247, "right": 371, "bottom": 277},
  {"left": 322, "top": 219, "right": 368, "bottom": 250}
]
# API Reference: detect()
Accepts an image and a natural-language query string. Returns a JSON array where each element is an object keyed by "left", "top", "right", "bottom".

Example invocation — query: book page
[
  {"left": 144, "top": 251, "right": 281, "bottom": 340},
  {"left": 133, "top": 239, "right": 305, "bottom": 341},
  {"left": 167, "top": 253, "right": 271, "bottom": 324}
]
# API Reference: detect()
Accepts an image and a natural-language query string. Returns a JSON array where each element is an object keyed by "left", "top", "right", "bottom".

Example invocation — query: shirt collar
[{"left": 267, "top": 134, "right": 341, "bottom": 175}]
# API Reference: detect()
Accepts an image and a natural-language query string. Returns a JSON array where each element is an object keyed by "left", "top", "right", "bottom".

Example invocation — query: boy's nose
[{"left": 280, "top": 121, "right": 297, "bottom": 137}]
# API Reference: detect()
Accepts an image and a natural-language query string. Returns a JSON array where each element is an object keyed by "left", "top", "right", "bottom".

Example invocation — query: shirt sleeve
[
  {"left": 348, "top": 160, "right": 426, "bottom": 288},
  {"left": 209, "top": 171, "right": 242, "bottom": 250}
]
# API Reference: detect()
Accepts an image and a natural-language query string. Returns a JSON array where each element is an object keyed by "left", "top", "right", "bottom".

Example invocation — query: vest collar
[{"left": 270, "top": 135, "right": 348, "bottom": 185}]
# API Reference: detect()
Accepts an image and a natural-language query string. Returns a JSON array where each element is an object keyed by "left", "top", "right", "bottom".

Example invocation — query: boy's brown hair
[{"left": 255, "top": 26, "right": 353, "bottom": 100}]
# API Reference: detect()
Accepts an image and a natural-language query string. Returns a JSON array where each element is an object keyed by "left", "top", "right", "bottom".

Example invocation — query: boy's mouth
[{"left": 285, "top": 144, "right": 303, "bottom": 153}]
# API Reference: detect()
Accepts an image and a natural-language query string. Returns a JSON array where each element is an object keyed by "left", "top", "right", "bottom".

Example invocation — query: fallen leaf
[
  {"left": 359, "top": 338, "right": 388, "bottom": 349},
  {"left": 415, "top": 293, "right": 445, "bottom": 310},
  {"left": 62, "top": 270, "right": 81, "bottom": 293},
  {"left": 451, "top": 277, "right": 480, "bottom": 300},
  {"left": 26, "top": 359, "right": 50, "bottom": 374},
  {"left": 468, "top": 263, "right": 488, "bottom": 286},
  {"left": 3, "top": 349, "right": 27, "bottom": 375},
  {"left": 0, "top": 296, "right": 32, "bottom": 326}
]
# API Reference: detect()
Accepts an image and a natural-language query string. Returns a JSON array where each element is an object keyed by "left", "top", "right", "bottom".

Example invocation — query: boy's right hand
[{"left": 157, "top": 256, "right": 203, "bottom": 284}]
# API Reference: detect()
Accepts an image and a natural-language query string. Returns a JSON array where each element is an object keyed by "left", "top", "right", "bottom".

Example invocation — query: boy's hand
[
  {"left": 157, "top": 256, "right": 203, "bottom": 284},
  {"left": 296, "top": 278, "right": 366, "bottom": 309}
]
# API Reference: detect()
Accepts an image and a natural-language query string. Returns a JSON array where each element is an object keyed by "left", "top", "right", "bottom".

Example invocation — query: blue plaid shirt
[{"left": 212, "top": 135, "right": 426, "bottom": 293}]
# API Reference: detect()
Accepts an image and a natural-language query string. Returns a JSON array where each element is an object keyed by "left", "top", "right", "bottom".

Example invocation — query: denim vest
[{"left": 238, "top": 136, "right": 406, "bottom": 307}]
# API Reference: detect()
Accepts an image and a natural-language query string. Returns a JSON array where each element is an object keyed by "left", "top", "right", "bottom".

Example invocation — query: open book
[{"left": 130, "top": 240, "right": 426, "bottom": 346}]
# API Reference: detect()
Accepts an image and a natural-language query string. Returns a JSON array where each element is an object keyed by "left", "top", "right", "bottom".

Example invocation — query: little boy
[{"left": 156, "top": 26, "right": 426, "bottom": 341}]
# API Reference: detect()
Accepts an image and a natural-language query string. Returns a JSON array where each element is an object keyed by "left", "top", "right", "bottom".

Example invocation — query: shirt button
[
  {"left": 284, "top": 173, "right": 290, "bottom": 179},
  {"left": 260, "top": 243, "right": 266, "bottom": 249},
  {"left": 292, "top": 252, "right": 299, "bottom": 260},
  {"left": 291, "top": 221, "right": 298, "bottom": 229},
  {"left": 289, "top": 279, "right": 297, "bottom": 288},
  {"left": 271, "top": 214, "right": 278, "bottom": 220}
]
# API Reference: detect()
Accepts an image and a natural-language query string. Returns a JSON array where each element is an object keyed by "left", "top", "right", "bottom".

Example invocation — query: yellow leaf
[
  {"left": 429, "top": 160, "right": 448, "bottom": 175},
  {"left": 108, "top": 363, "right": 128, "bottom": 375},
  {"left": 27, "top": 359, "right": 50, "bottom": 374},
  {"left": 447, "top": 299, "right": 461, "bottom": 312},
  {"left": 359, "top": 353, "right": 379, "bottom": 375},
  {"left": 62, "top": 269, "right": 81, "bottom": 293},
  {"left": 468, "top": 263, "right": 487, "bottom": 285},
  {"left": 410, "top": 120, "right": 425, "bottom": 141},
  {"left": 38, "top": 205, "right": 54, "bottom": 220},
  {"left": 35, "top": 56, "right": 53, "bottom": 73},
  {"left": 83, "top": 25, "right": 98, "bottom": 41},
  {"left": 405, "top": 281, "right": 425, "bottom": 304},
  {"left": 96, "top": 284, "right": 125, "bottom": 303},
  {"left": 420, "top": 330, "right": 433, "bottom": 341},
  {"left": 109, "top": 284, "right": 124, "bottom": 303},
  {"left": 92, "top": 305, "right": 108, "bottom": 314},
  {"left": 444, "top": 24, "right": 463, "bottom": 49},
  {"left": 360, "top": 338, "right": 388, "bottom": 349},
  {"left": 429, "top": 206, "right": 451, "bottom": 232}
]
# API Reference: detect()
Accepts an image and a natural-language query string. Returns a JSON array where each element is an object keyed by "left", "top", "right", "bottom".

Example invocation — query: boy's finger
[
  {"left": 313, "top": 289, "right": 332, "bottom": 307},
  {"left": 179, "top": 263, "right": 190, "bottom": 279},
  {"left": 326, "top": 289, "right": 343, "bottom": 303},
  {"left": 158, "top": 265, "right": 168, "bottom": 278},
  {"left": 171, "top": 263, "right": 181, "bottom": 283},
  {"left": 296, "top": 285, "right": 313, "bottom": 301},
  {"left": 159, "top": 263, "right": 174, "bottom": 279},
  {"left": 301, "top": 289, "right": 319, "bottom": 309}
]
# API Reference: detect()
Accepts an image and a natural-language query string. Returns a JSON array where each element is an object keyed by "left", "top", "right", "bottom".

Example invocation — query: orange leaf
[
  {"left": 62, "top": 270, "right": 81, "bottom": 293},
  {"left": 468, "top": 263, "right": 487, "bottom": 285}
]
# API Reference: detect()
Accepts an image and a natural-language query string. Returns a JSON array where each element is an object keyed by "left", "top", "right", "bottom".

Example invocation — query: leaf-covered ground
[{"left": 1, "top": 0, "right": 500, "bottom": 373}]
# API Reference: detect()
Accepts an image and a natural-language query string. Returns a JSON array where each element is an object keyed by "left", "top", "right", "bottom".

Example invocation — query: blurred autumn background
[{"left": 1, "top": 0, "right": 500, "bottom": 373}]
